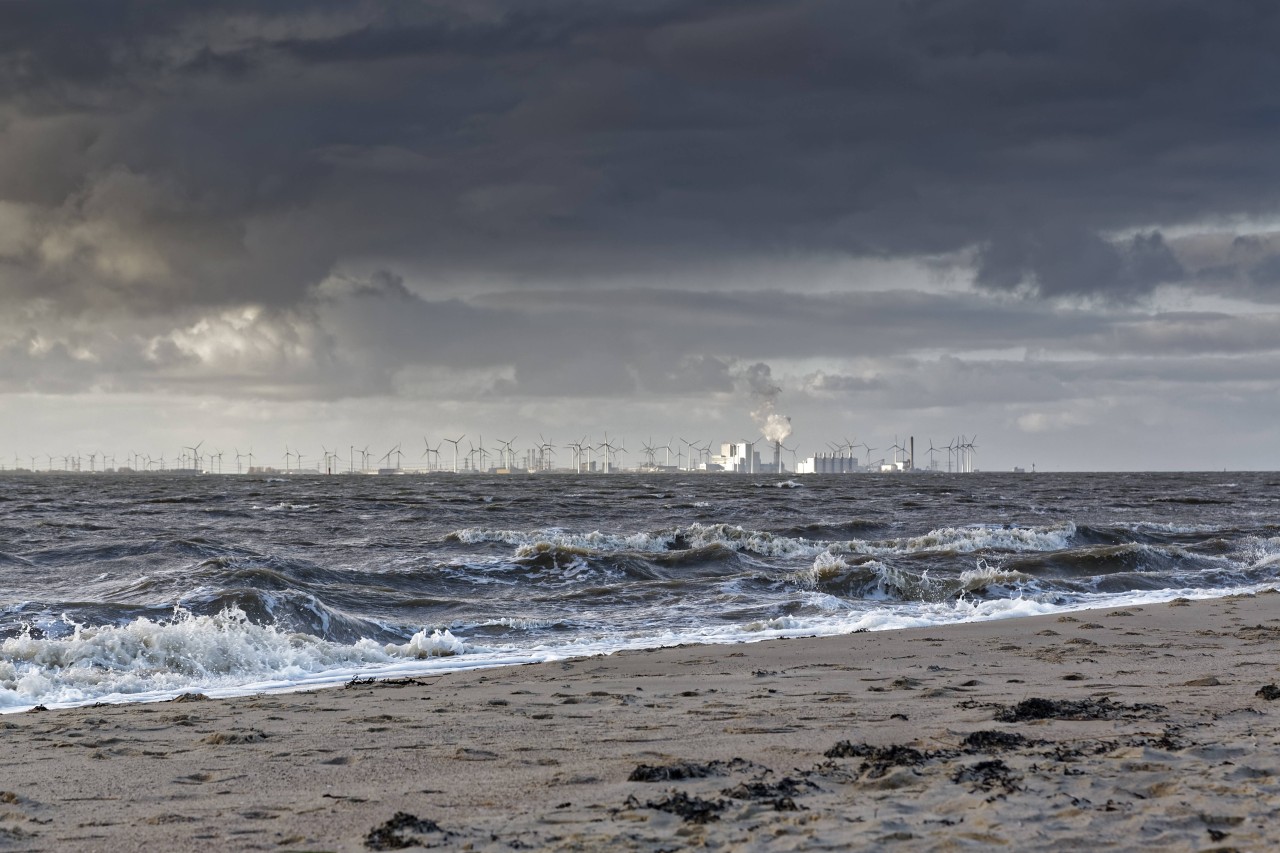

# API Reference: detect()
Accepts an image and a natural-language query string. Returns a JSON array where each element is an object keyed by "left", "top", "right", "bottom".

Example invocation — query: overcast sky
[{"left": 3, "top": 0, "right": 1280, "bottom": 472}]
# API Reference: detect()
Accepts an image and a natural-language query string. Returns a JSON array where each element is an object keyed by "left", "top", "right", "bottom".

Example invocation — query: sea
[{"left": 2, "top": 471, "right": 1277, "bottom": 712}]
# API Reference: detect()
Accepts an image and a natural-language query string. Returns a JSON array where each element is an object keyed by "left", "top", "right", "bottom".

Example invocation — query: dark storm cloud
[
  {"left": 974, "top": 229, "right": 1186, "bottom": 300},
  {"left": 3, "top": 0, "right": 1280, "bottom": 315}
]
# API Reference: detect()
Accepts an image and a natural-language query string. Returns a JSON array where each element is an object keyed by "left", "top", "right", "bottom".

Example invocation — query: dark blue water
[{"left": 1, "top": 471, "right": 1277, "bottom": 710}]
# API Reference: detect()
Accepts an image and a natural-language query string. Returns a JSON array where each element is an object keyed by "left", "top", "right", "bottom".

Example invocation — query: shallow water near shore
[{"left": 2, "top": 470, "right": 1277, "bottom": 710}]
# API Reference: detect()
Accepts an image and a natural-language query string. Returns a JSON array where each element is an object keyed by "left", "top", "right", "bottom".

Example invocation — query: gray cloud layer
[
  {"left": 3, "top": 1, "right": 1280, "bottom": 468},
  {"left": 5, "top": 0, "right": 1280, "bottom": 309}
]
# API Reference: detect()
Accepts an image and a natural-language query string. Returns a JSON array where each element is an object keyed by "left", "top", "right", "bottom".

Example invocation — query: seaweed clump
[
  {"left": 824, "top": 742, "right": 942, "bottom": 778},
  {"left": 628, "top": 758, "right": 750, "bottom": 782},
  {"left": 628, "top": 791, "right": 728, "bottom": 824},
  {"left": 961, "top": 730, "right": 1028, "bottom": 752},
  {"left": 952, "top": 759, "right": 1022, "bottom": 794},
  {"left": 365, "top": 812, "right": 449, "bottom": 850},
  {"left": 994, "top": 697, "right": 1162, "bottom": 722}
]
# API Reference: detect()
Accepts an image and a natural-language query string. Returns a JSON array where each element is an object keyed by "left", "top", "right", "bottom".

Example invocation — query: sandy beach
[{"left": 4, "top": 592, "right": 1280, "bottom": 851}]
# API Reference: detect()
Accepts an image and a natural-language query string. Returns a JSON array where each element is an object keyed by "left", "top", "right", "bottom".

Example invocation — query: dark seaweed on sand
[
  {"left": 994, "top": 696, "right": 1163, "bottom": 722},
  {"left": 721, "top": 776, "right": 814, "bottom": 811},
  {"left": 952, "top": 759, "right": 1022, "bottom": 794},
  {"left": 364, "top": 812, "right": 448, "bottom": 850},
  {"left": 1256, "top": 684, "right": 1280, "bottom": 700},
  {"left": 824, "top": 742, "right": 951, "bottom": 779},
  {"left": 824, "top": 742, "right": 928, "bottom": 763},
  {"left": 961, "top": 730, "right": 1028, "bottom": 752},
  {"left": 628, "top": 758, "right": 751, "bottom": 782},
  {"left": 627, "top": 791, "right": 728, "bottom": 823}
]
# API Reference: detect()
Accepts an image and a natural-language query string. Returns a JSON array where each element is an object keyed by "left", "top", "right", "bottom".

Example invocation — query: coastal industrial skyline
[{"left": 0, "top": 432, "right": 984, "bottom": 475}]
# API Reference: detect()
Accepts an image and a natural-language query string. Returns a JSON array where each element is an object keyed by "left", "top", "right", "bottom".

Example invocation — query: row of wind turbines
[
  {"left": 3, "top": 434, "right": 978, "bottom": 475},
  {"left": 0, "top": 436, "right": 632, "bottom": 474},
  {"left": 820, "top": 435, "right": 978, "bottom": 473}
]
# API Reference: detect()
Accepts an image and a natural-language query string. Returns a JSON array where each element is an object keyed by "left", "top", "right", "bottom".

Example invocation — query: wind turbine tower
[{"left": 444, "top": 436, "right": 465, "bottom": 473}]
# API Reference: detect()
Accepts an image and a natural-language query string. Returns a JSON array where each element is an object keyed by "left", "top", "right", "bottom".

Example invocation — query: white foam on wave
[
  {"left": 1239, "top": 536, "right": 1280, "bottom": 569},
  {"left": 384, "top": 628, "right": 468, "bottom": 658},
  {"left": 1129, "top": 521, "right": 1220, "bottom": 535},
  {"left": 0, "top": 607, "right": 482, "bottom": 711},
  {"left": 450, "top": 521, "right": 1078, "bottom": 562},
  {"left": 453, "top": 527, "right": 672, "bottom": 554},
  {"left": 857, "top": 523, "right": 1076, "bottom": 557},
  {"left": 957, "top": 559, "right": 1035, "bottom": 592},
  {"left": 4, "top": 582, "right": 1273, "bottom": 713}
]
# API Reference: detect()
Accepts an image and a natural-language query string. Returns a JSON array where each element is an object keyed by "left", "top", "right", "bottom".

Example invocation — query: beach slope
[{"left": 4, "top": 592, "right": 1280, "bottom": 850}]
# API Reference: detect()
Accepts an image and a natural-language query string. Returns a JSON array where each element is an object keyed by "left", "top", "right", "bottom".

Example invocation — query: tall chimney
[
  {"left": 774, "top": 441, "right": 781, "bottom": 474},
  {"left": 909, "top": 436, "right": 914, "bottom": 470}
]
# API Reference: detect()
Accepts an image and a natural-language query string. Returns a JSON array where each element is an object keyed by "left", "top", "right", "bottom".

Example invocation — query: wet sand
[{"left": 4, "top": 592, "right": 1280, "bottom": 851}]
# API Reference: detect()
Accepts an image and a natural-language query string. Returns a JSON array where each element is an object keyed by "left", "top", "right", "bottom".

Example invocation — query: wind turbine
[
  {"left": 887, "top": 436, "right": 906, "bottom": 468},
  {"left": 964, "top": 435, "right": 978, "bottom": 473},
  {"left": 185, "top": 441, "right": 204, "bottom": 472},
  {"left": 926, "top": 440, "right": 941, "bottom": 471},
  {"left": 422, "top": 436, "right": 442, "bottom": 472},
  {"left": 535, "top": 435, "right": 554, "bottom": 472},
  {"left": 497, "top": 437, "right": 517, "bottom": 470},
  {"left": 699, "top": 440, "right": 714, "bottom": 468},
  {"left": 537, "top": 435, "right": 555, "bottom": 472},
  {"left": 467, "top": 440, "right": 485, "bottom": 472},
  {"left": 563, "top": 438, "right": 585, "bottom": 473},
  {"left": 598, "top": 434, "right": 625, "bottom": 473},
  {"left": 679, "top": 437, "right": 700, "bottom": 471},
  {"left": 953, "top": 435, "right": 969, "bottom": 473},
  {"left": 443, "top": 436, "right": 465, "bottom": 473}
]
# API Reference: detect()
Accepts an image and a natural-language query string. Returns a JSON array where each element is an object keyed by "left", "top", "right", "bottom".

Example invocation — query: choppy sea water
[{"left": 2, "top": 471, "right": 1277, "bottom": 711}]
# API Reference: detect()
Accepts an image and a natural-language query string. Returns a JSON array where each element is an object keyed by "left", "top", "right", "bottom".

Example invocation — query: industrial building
[
  {"left": 795, "top": 452, "right": 862, "bottom": 474},
  {"left": 707, "top": 441, "right": 760, "bottom": 473}
]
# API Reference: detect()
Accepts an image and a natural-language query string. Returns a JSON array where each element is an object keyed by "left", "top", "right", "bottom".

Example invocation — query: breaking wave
[
  {"left": 449, "top": 521, "right": 1078, "bottom": 561},
  {"left": 0, "top": 607, "right": 473, "bottom": 709}
]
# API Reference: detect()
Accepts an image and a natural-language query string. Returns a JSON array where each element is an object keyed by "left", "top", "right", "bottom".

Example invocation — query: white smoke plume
[{"left": 743, "top": 362, "right": 793, "bottom": 443}]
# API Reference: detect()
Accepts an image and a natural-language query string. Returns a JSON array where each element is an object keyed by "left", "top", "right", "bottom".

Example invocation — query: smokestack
[
  {"left": 910, "top": 437, "right": 915, "bottom": 470},
  {"left": 774, "top": 441, "right": 781, "bottom": 474}
]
